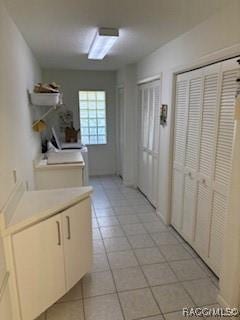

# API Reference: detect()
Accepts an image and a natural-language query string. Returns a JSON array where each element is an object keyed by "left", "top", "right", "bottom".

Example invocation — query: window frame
[{"left": 78, "top": 90, "right": 108, "bottom": 146}]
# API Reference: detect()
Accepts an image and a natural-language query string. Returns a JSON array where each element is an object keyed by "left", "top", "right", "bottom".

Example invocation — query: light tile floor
[{"left": 37, "top": 176, "right": 220, "bottom": 320}]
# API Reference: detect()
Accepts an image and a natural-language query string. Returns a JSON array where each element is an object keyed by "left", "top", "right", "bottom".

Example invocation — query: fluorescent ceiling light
[{"left": 88, "top": 28, "right": 119, "bottom": 60}]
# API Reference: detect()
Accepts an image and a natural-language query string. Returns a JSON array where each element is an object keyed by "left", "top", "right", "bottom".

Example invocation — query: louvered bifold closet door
[
  {"left": 171, "top": 57, "right": 239, "bottom": 276},
  {"left": 208, "top": 59, "right": 238, "bottom": 275},
  {"left": 195, "top": 63, "right": 221, "bottom": 260},
  {"left": 171, "top": 73, "right": 189, "bottom": 231},
  {"left": 182, "top": 69, "right": 203, "bottom": 242}
]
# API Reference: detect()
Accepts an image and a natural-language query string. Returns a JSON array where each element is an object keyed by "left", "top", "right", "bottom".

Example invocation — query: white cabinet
[
  {"left": 138, "top": 80, "right": 160, "bottom": 207},
  {"left": 13, "top": 214, "right": 66, "bottom": 320},
  {"left": 8, "top": 197, "right": 92, "bottom": 320},
  {"left": 171, "top": 57, "right": 239, "bottom": 275},
  {"left": 34, "top": 151, "right": 87, "bottom": 190},
  {"left": 35, "top": 166, "right": 84, "bottom": 190}
]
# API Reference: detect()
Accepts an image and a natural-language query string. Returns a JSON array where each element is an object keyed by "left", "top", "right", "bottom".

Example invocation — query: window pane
[
  {"left": 89, "top": 127, "right": 97, "bottom": 135},
  {"left": 80, "top": 119, "right": 88, "bottom": 127},
  {"left": 89, "top": 101, "right": 96, "bottom": 109},
  {"left": 81, "top": 127, "right": 89, "bottom": 135},
  {"left": 89, "top": 119, "right": 97, "bottom": 127},
  {"left": 88, "top": 92, "right": 96, "bottom": 100},
  {"left": 98, "top": 135, "right": 106, "bottom": 144},
  {"left": 90, "top": 136, "right": 97, "bottom": 144},
  {"left": 98, "top": 119, "right": 105, "bottom": 126},
  {"left": 97, "top": 101, "right": 105, "bottom": 109},
  {"left": 82, "top": 136, "right": 89, "bottom": 144},
  {"left": 80, "top": 92, "right": 87, "bottom": 100},
  {"left": 98, "top": 127, "right": 106, "bottom": 135},
  {"left": 79, "top": 90, "right": 107, "bottom": 145},
  {"left": 89, "top": 110, "right": 96, "bottom": 118},
  {"left": 97, "top": 110, "right": 105, "bottom": 118},
  {"left": 80, "top": 101, "right": 88, "bottom": 108},
  {"left": 97, "top": 92, "right": 105, "bottom": 100},
  {"left": 80, "top": 110, "right": 88, "bottom": 118}
]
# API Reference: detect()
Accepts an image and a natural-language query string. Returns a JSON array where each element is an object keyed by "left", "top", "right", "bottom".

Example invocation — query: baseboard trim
[{"left": 156, "top": 209, "right": 168, "bottom": 225}]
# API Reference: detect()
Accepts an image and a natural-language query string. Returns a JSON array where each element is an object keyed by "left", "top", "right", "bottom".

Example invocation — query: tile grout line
[{"left": 94, "top": 185, "right": 126, "bottom": 320}]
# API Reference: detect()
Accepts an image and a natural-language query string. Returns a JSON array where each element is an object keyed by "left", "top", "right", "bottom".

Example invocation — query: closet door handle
[
  {"left": 56, "top": 221, "right": 61, "bottom": 246},
  {"left": 66, "top": 216, "right": 71, "bottom": 240}
]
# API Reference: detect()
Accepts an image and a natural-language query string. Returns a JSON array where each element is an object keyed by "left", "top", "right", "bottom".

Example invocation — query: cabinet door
[
  {"left": 12, "top": 214, "right": 65, "bottom": 320},
  {"left": 62, "top": 198, "right": 92, "bottom": 290}
]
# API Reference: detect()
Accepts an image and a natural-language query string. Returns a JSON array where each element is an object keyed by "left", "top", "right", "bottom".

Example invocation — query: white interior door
[
  {"left": 117, "top": 87, "right": 124, "bottom": 177},
  {"left": 138, "top": 79, "right": 161, "bottom": 207}
]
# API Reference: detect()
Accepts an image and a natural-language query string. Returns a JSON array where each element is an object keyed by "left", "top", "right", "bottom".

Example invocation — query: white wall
[
  {"left": 43, "top": 69, "right": 117, "bottom": 176},
  {"left": 0, "top": 0, "right": 42, "bottom": 317},
  {"left": 117, "top": 0, "right": 240, "bottom": 221},
  {"left": 116, "top": 0, "right": 240, "bottom": 307}
]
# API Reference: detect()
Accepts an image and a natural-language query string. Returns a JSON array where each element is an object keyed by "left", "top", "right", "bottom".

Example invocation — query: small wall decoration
[
  {"left": 58, "top": 109, "right": 73, "bottom": 132},
  {"left": 160, "top": 104, "right": 168, "bottom": 126}
]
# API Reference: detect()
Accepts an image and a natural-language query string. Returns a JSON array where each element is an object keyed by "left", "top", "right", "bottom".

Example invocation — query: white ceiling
[{"left": 5, "top": 0, "right": 229, "bottom": 71}]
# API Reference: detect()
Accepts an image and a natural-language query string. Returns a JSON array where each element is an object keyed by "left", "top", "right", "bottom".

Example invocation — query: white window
[{"left": 79, "top": 91, "right": 107, "bottom": 145}]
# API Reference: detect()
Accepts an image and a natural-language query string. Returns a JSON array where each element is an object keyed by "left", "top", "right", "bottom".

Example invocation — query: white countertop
[
  {"left": 35, "top": 151, "right": 85, "bottom": 169},
  {"left": 3, "top": 186, "right": 92, "bottom": 235}
]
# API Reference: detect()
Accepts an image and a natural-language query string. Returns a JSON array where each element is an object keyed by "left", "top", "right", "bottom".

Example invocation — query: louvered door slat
[
  {"left": 174, "top": 80, "right": 188, "bottom": 167},
  {"left": 171, "top": 76, "right": 189, "bottom": 231},
  {"left": 214, "top": 70, "right": 237, "bottom": 188},
  {"left": 195, "top": 183, "right": 212, "bottom": 257},
  {"left": 209, "top": 192, "right": 227, "bottom": 275},
  {"left": 199, "top": 74, "right": 219, "bottom": 177},
  {"left": 182, "top": 176, "right": 197, "bottom": 241},
  {"left": 171, "top": 170, "right": 184, "bottom": 230},
  {"left": 185, "top": 77, "right": 202, "bottom": 171}
]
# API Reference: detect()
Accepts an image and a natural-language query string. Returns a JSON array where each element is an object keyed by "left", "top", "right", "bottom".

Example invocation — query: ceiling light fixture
[{"left": 88, "top": 28, "right": 119, "bottom": 60}]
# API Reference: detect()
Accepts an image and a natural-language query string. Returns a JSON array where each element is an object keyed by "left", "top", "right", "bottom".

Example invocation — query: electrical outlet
[{"left": 13, "top": 169, "right": 17, "bottom": 183}]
